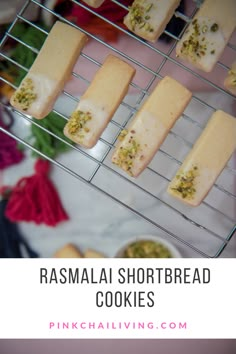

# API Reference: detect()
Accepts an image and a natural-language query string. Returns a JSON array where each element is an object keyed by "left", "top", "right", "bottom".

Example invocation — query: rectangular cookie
[
  {"left": 112, "top": 76, "right": 192, "bottom": 177},
  {"left": 176, "top": 0, "right": 236, "bottom": 72},
  {"left": 82, "top": 0, "right": 105, "bottom": 8},
  {"left": 168, "top": 110, "right": 236, "bottom": 206},
  {"left": 84, "top": 249, "right": 105, "bottom": 258},
  {"left": 124, "top": 0, "right": 181, "bottom": 43},
  {"left": 64, "top": 54, "right": 135, "bottom": 148},
  {"left": 10, "top": 21, "right": 87, "bottom": 119},
  {"left": 54, "top": 244, "right": 83, "bottom": 258},
  {"left": 224, "top": 61, "right": 236, "bottom": 95}
]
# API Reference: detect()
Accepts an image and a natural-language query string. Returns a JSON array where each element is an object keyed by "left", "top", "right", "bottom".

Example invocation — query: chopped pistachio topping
[
  {"left": 210, "top": 23, "right": 219, "bottom": 32},
  {"left": 171, "top": 166, "right": 198, "bottom": 199},
  {"left": 124, "top": 240, "right": 172, "bottom": 258},
  {"left": 228, "top": 68, "right": 236, "bottom": 86},
  {"left": 229, "top": 77, "right": 236, "bottom": 86},
  {"left": 118, "top": 129, "right": 128, "bottom": 141},
  {"left": 180, "top": 19, "right": 219, "bottom": 60},
  {"left": 201, "top": 25, "right": 208, "bottom": 33},
  {"left": 113, "top": 137, "right": 140, "bottom": 176},
  {"left": 128, "top": 1, "right": 154, "bottom": 33},
  {"left": 12, "top": 78, "right": 37, "bottom": 111},
  {"left": 67, "top": 110, "right": 92, "bottom": 139}
]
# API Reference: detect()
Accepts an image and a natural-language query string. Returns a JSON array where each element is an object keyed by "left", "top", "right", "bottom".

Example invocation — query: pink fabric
[{"left": 0, "top": 109, "right": 24, "bottom": 170}]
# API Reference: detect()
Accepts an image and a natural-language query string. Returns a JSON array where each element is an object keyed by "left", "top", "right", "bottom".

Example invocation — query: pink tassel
[{"left": 5, "top": 159, "right": 69, "bottom": 227}]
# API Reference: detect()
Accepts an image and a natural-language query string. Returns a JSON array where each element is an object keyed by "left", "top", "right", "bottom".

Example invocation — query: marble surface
[{"left": 1, "top": 92, "right": 236, "bottom": 259}]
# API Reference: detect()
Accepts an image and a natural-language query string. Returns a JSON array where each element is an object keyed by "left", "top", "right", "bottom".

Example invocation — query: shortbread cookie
[
  {"left": 84, "top": 249, "right": 105, "bottom": 258},
  {"left": 82, "top": 0, "right": 105, "bottom": 8},
  {"left": 176, "top": 0, "right": 236, "bottom": 72},
  {"left": 10, "top": 21, "right": 87, "bottom": 119},
  {"left": 224, "top": 61, "right": 236, "bottom": 95},
  {"left": 168, "top": 110, "right": 236, "bottom": 206},
  {"left": 112, "top": 76, "right": 192, "bottom": 177},
  {"left": 54, "top": 244, "right": 83, "bottom": 258},
  {"left": 124, "top": 0, "right": 181, "bottom": 42},
  {"left": 64, "top": 55, "right": 135, "bottom": 148}
]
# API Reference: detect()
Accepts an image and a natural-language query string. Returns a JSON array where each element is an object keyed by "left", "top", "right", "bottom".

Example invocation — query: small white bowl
[{"left": 115, "top": 235, "right": 182, "bottom": 258}]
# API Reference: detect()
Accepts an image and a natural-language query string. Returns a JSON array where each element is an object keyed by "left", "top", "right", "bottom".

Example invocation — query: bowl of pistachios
[{"left": 115, "top": 235, "right": 182, "bottom": 258}]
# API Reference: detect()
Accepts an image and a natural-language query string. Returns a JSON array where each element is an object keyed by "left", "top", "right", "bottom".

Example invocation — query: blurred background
[{"left": 0, "top": 339, "right": 236, "bottom": 354}]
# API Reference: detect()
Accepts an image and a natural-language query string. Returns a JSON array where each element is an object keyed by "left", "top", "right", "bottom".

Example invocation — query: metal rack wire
[{"left": 0, "top": 0, "right": 235, "bottom": 257}]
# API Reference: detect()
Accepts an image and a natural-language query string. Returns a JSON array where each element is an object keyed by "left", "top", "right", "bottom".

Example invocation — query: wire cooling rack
[{"left": 0, "top": 0, "right": 235, "bottom": 257}]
